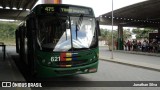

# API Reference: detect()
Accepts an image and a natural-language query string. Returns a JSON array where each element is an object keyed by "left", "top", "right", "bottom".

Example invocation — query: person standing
[
  {"left": 137, "top": 41, "right": 141, "bottom": 51},
  {"left": 142, "top": 40, "right": 147, "bottom": 52},
  {"left": 127, "top": 40, "right": 131, "bottom": 51}
]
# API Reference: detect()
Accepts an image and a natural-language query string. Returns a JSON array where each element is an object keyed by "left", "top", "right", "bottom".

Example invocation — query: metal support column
[
  {"left": 0, "top": 42, "right": 6, "bottom": 61},
  {"left": 117, "top": 25, "right": 123, "bottom": 50}
]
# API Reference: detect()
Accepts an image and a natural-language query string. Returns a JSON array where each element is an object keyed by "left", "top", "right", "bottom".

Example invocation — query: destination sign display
[
  {"left": 40, "top": 5, "right": 93, "bottom": 15},
  {"left": 60, "top": 7, "right": 89, "bottom": 14}
]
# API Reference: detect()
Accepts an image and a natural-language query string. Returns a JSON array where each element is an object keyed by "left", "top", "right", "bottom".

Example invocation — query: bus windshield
[{"left": 37, "top": 15, "right": 97, "bottom": 51}]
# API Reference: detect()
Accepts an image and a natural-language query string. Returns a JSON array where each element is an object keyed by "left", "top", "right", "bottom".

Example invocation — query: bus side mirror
[{"left": 96, "top": 20, "right": 101, "bottom": 36}]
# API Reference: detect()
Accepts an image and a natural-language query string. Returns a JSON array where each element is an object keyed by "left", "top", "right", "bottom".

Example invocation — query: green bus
[{"left": 16, "top": 4, "right": 100, "bottom": 77}]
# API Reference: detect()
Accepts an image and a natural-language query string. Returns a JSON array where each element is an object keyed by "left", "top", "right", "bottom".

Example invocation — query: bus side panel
[
  {"left": 15, "top": 29, "right": 20, "bottom": 53},
  {"left": 26, "top": 17, "right": 37, "bottom": 76},
  {"left": 19, "top": 27, "right": 25, "bottom": 62}
]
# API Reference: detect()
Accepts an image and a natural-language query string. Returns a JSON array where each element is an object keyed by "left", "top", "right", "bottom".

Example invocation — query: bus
[{"left": 16, "top": 4, "right": 100, "bottom": 77}]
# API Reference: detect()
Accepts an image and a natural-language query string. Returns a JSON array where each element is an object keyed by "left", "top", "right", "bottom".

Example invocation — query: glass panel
[
  {"left": 70, "top": 17, "right": 96, "bottom": 49},
  {"left": 37, "top": 16, "right": 69, "bottom": 51},
  {"left": 37, "top": 15, "right": 97, "bottom": 52}
]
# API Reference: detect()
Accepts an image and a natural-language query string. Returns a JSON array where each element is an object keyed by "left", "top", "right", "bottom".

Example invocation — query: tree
[
  {"left": 100, "top": 29, "right": 118, "bottom": 50},
  {"left": 132, "top": 28, "right": 155, "bottom": 39},
  {"left": 100, "top": 28, "right": 132, "bottom": 50},
  {"left": 0, "top": 21, "right": 19, "bottom": 45},
  {"left": 99, "top": 28, "right": 109, "bottom": 41},
  {"left": 123, "top": 29, "right": 132, "bottom": 40}
]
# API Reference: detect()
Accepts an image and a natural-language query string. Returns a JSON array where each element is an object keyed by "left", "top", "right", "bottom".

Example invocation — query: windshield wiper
[
  {"left": 65, "top": 16, "right": 71, "bottom": 40},
  {"left": 65, "top": 30, "right": 67, "bottom": 40},
  {"left": 76, "top": 23, "right": 78, "bottom": 40},
  {"left": 76, "top": 14, "right": 84, "bottom": 40}
]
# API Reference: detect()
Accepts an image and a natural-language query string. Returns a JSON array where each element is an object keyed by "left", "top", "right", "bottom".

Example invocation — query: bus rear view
[{"left": 16, "top": 4, "right": 100, "bottom": 77}]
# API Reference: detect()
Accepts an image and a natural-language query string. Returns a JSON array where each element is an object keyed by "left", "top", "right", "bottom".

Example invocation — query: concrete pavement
[
  {"left": 0, "top": 48, "right": 31, "bottom": 90},
  {"left": 0, "top": 46, "right": 160, "bottom": 89},
  {"left": 99, "top": 46, "right": 160, "bottom": 72}
]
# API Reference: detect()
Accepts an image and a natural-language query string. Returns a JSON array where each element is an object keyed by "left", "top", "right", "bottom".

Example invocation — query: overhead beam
[{"left": 0, "top": 8, "right": 29, "bottom": 20}]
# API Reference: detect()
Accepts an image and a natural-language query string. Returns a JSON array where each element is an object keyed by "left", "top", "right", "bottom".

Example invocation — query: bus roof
[{"left": 34, "top": 4, "right": 93, "bottom": 10}]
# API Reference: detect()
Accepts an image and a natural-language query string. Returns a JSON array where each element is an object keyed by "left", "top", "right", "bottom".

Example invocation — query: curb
[
  {"left": 115, "top": 50, "right": 160, "bottom": 57},
  {"left": 100, "top": 58, "right": 160, "bottom": 72}
]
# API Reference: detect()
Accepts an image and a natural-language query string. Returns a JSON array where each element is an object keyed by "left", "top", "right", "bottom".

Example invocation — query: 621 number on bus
[{"left": 51, "top": 56, "right": 60, "bottom": 62}]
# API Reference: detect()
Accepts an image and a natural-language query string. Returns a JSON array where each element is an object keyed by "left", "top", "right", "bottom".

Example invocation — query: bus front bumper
[{"left": 35, "top": 61, "right": 98, "bottom": 77}]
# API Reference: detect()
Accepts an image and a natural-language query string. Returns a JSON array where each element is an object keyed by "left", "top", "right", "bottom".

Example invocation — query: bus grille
[
  {"left": 55, "top": 60, "right": 88, "bottom": 67},
  {"left": 55, "top": 70, "right": 77, "bottom": 74}
]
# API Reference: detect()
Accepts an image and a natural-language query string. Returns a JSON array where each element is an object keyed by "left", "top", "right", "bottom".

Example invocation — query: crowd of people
[{"left": 123, "top": 39, "right": 159, "bottom": 53}]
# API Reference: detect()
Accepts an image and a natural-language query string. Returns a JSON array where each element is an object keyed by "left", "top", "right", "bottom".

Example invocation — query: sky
[{"left": 37, "top": 0, "right": 147, "bottom": 17}]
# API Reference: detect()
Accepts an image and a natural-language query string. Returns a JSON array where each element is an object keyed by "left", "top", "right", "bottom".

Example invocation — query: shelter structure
[
  {"left": 98, "top": 0, "right": 160, "bottom": 50},
  {"left": 0, "top": 0, "right": 38, "bottom": 20}
]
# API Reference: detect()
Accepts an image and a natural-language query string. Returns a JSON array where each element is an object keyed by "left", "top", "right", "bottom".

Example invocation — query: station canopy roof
[
  {"left": 99, "top": 0, "right": 160, "bottom": 28},
  {"left": 0, "top": 0, "right": 38, "bottom": 20}
]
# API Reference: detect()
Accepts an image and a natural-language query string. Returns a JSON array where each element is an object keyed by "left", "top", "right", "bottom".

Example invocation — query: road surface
[{"left": 4, "top": 46, "right": 160, "bottom": 90}]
